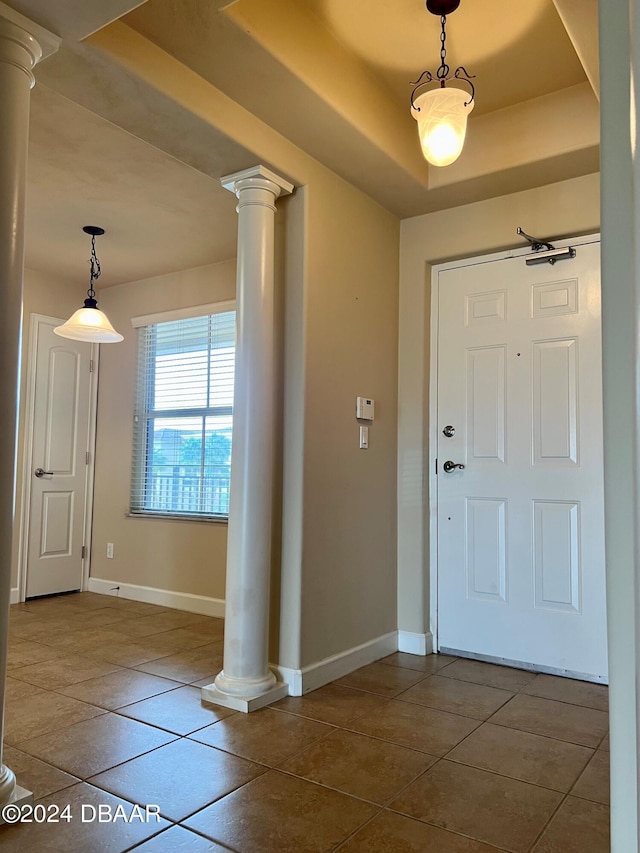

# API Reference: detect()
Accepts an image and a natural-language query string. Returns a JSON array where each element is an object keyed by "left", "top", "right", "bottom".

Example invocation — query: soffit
[{"left": 26, "top": 86, "right": 238, "bottom": 287}]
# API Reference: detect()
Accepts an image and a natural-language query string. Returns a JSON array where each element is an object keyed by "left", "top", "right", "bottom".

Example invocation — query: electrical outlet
[{"left": 106, "top": 542, "right": 114, "bottom": 559}]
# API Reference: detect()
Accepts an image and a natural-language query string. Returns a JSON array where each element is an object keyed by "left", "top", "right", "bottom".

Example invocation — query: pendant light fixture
[
  {"left": 54, "top": 226, "right": 123, "bottom": 343},
  {"left": 410, "top": 0, "right": 475, "bottom": 167}
]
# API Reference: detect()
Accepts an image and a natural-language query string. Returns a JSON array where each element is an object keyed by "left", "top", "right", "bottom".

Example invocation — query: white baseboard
[
  {"left": 275, "top": 631, "right": 398, "bottom": 696},
  {"left": 398, "top": 630, "right": 433, "bottom": 656},
  {"left": 10, "top": 587, "right": 20, "bottom": 605},
  {"left": 87, "top": 577, "right": 225, "bottom": 618}
]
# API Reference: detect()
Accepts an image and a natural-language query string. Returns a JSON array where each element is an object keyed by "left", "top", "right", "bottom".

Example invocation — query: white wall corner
[
  {"left": 10, "top": 587, "right": 20, "bottom": 605},
  {"left": 87, "top": 577, "right": 225, "bottom": 618},
  {"left": 398, "top": 630, "right": 433, "bottom": 656},
  {"left": 274, "top": 631, "right": 398, "bottom": 697}
]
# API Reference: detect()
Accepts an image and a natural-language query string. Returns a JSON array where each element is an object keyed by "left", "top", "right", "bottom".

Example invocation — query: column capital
[
  {"left": 0, "top": 2, "right": 60, "bottom": 82},
  {"left": 221, "top": 165, "right": 294, "bottom": 200}
]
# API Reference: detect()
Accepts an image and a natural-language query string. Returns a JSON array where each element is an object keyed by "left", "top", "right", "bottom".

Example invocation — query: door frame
[
  {"left": 428, "top": 232, "right": 601, "bottom": 654},
  {"left": 16, "top": 313, "right": 100, "bottom": 602}
]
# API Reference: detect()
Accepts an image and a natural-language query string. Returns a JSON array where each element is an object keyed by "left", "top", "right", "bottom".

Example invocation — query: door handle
[
  {"left": 34, "top": 468, "right": 54, "bottom": 478},
  {"left": 443, "top": 460, "right": 465, "bottom": 473}
]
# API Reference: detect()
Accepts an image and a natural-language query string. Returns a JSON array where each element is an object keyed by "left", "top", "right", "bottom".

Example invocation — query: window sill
[{"left": 126, "top": 512, "right": 228, "bottom": 524}]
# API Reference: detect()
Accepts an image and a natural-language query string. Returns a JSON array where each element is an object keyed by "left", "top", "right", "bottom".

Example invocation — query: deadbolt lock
[{"left": 442, "top": 425, "right": 456, "bottom": 438}]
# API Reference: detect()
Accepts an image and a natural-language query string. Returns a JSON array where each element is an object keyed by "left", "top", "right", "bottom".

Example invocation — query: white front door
[
  {"left": 26, "top": 318, "right": 93, "bottom": 598},
  {"left": 436, "top": 238, "right": 607, "bottom": 680}
]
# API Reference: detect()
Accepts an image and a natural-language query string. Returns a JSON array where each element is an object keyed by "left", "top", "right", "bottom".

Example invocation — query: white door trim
[
  {"left": 428, "top": 233, "right": 601, "bottom": 653},
  {"left": 17, "top": 313, "right": 99, "bottom": 602}
]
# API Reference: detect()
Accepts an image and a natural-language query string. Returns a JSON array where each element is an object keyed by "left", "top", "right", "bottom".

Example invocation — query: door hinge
[
  {"left": 435, "top": 458, "right": 438, "bottom": 475},
  {"left": 85, "top": 451, "right": 90, "bottom": 465},
  {"left": 81, "top": 545, "right": 87, "bottom": 559},
  {"left": 89, "top": 359, "right": 94, "bottom": 373}
]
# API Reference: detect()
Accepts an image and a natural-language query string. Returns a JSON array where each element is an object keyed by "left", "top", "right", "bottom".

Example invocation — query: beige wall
[
  {"left": 397, "top": 172, "right": 601, "bottom": 641},
  {"left": 296, "top": 176, "right": 400, "bottom": 668},
  {"left": 12, "top": 268, "right": 88, "bottom": 591},
  {"left": 91, "top": 260, "right": 236, "bottom": 602}
]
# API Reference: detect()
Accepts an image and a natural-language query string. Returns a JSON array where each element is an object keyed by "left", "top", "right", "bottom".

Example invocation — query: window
[{"left": 131, "top": 305, "right": 235, "bottom": 519}]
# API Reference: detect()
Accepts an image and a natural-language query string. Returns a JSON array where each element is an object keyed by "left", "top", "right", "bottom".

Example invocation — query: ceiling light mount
[
  {"left": 410, "top": 0, "right": 475, "bottom": 167},
  {"left": 425, "top": 0, "right": 460, "bottom": 16},
  {"left": 53, "top": 225, "right": 123, "bottom": 343}
]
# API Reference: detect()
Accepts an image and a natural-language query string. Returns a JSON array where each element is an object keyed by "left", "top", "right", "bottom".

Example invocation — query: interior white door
[
  {"left": 26, "top": 319, "right": 92, "bottom": 598},
  {"left": 436, "top": 239, "right": 607, "bottom": 680}
]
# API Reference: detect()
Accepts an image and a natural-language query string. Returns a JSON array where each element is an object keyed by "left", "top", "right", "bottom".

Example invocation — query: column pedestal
[{"left": 201, "top": 165, "right": 293, "bottom": 713}]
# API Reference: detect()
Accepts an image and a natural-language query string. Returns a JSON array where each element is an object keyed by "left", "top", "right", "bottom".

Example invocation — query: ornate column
[
  {"left": 202, "top": 165, "right": 293, "bottom": 712},
  {"left": 0, "top": 3, "right": 58, "bottom": 812}
]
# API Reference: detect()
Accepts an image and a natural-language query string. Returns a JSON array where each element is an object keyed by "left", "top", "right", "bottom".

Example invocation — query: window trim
[
  {"left": 131, "top": 301, "right": 236, "bottom": 520},
  {"left": 131, "top": 300, "right": 236, "bottom": 329}
]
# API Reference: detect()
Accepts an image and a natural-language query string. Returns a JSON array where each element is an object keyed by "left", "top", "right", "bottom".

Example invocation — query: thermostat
[{"left": 356, "top": 397, "right": 375, "bottom": 421}]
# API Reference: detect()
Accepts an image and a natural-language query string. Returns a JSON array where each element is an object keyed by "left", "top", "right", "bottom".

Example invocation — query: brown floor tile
[
  {"left": 118, "top": 685, "right": 236, "bottom": 736},
  {"left": 274, "top": 683, "right": 388, "bottom": 726},
  {"left": 88, "top": 618, "right": 172, "bottom": 640},
  {"left": 489, "top": 694, "right": 609, "bottom": 748},
  {"left": 400, "top": 675, "right": 514, "bottom": 720},
  {"left": 60, "top": 669, "right": 180, "bottom": 710},
  {"left": 280, "top": 729, "right": 436, "bottom": 805},
  {"left": 7, "top": 640, "right": 62, "bottom": 669},
  {"left": 447, "top": 723, "right": 593, "bottom": 791},
  {"left": 130, "top": 824, "right": 231, "bottom": 851},
  {"left": 64, "top": 608, "right": 132, "bottom": 629},
  {"left": 4, "top": 690, "right": 105, "bottom": 745},
  {"left": 133, "top": 627, "right": 217, "bottom": 653},
  {"left": 5, "top": 676, "right": 43, "bottom": 702},
  {"left": 90, "top": 737, "right": 265, "bottom": 822},
  {"left": 115, "top": 611, "right": 211, "bottom": 638},
  {"left": 391, "top": 760, "right": 562, "bottom": 853},
  {"left": 86, "top": 641, "right": 175, "bottom": 668},
  {"left": 0, "top": 782, "right": 170, "bottom": 852},
  {"left": 178, "top": 618, "right": 225, "bottom": 639},
  {"left": 192, "top": 707, "right": 332, "bottom": 765},
  {"left": 9, "top": 654, "right": 122, "bottom": 690},
  {"left": 571, "top": 750, "right": 610, "bottom": 804},
  {"left": 338, "top": 810, "right": 503, "bottom": 852},
  {"left": 103, "top": 599, "right": 173, "bottom": 616},
  {"left": 532, "top": 796, "right": 610, "bottom": 852},
  {"left": 10, "top": 618, "right": 78, "bottom": 644},
  {"left": 134, "top": 642, "right": 223, "bottom": 683},
  {"left": 335, "top": 662, "right": 427, "bottom": 697},
  {"left": 380, "top": 652, "right": 457, "bottom": 673},
  {"left": 185, "top": 769, "right": 377, "bottom": 853},
  {"left": 349, "top": 698, "right": 480, "bottom": 756},
  {"left": 521, "top": 674, "right": 609, "bottom": 712},
  {"left": 3, "top": 745, "right": 79, "bottom": 799},
  {"left": 599, "top": 733, "right": 609, "bottom": 751},
  {"left": 42, "top": 627, "right": 131, "bottom": 654},
  {"left": 17, "top": 712, "right": 176, "bottom": 778},
  {"left": 438, "top": 659, "right": 536, "bottom": 692}
]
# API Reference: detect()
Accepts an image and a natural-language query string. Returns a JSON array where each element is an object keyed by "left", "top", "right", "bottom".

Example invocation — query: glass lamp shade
[
  {"left": 54, "top": 299, "right": 123, "bottom": 343},
  {"left": 411, "top": 86, "right": 474, "bottom": 167}
]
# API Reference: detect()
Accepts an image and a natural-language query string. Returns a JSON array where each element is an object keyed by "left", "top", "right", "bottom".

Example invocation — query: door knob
[
  {"left": 442, "top": 425, "right": 456, "bottom": 437},
  {"left": 34, "top": 468, "right": 54, "bottom": 478},
  {"left": 443, "top": 460, "right": 465, "bottom": 473}
]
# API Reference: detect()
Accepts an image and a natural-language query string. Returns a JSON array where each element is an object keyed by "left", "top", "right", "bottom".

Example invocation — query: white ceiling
[{"left": 10, "top": 0, "right": 599, "bottom": 287}]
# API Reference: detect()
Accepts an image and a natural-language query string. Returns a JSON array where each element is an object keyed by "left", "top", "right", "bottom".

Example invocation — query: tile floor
[{"left": 0, "top": 592, "right": 610, "bottom": 852}]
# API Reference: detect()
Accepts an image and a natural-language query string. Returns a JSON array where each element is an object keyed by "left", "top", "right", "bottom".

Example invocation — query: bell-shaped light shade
[
  {"left": 411, "top": 86, "right": 474, "bottom": 167},
  {"left": 54, "top": 299, "right": 123, "bottom": 343}
]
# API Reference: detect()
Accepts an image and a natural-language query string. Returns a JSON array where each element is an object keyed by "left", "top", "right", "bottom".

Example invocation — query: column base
[
  {"left": 0, "top": 785, "right": 33, "bottom": 825},
  {"left": 201, "top": 679, "right": 288, "bottom": 713}
]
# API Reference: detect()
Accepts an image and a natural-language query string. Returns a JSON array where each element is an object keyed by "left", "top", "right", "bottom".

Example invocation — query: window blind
[{"left": 131, "top": 309, "right": 235, "bottom": 518}]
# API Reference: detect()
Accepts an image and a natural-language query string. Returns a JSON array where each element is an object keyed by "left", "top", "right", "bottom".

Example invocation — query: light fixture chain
[
  {"left": 88, "top": 232, "right": 102, "bottom": 299},
  {"left": 437, "top": 15, "right": 449, "bottom": 81}
]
